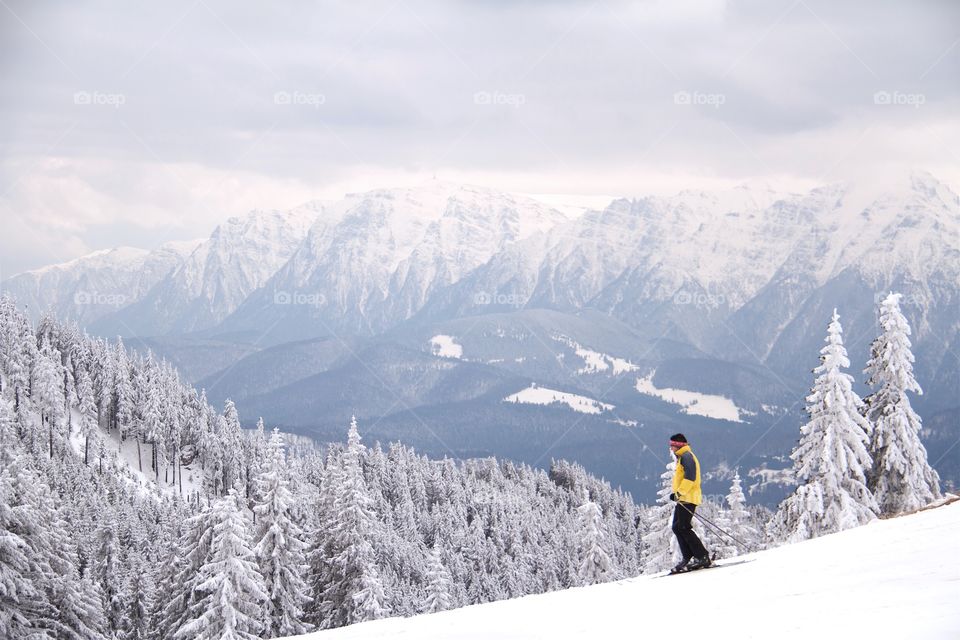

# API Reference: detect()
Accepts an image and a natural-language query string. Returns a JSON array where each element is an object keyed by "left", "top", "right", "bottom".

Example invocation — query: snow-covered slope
[
  {"left": 0, "top": 241, "right": 199, "bottom": 325},
  {"left": 94, "top": 205, "right": 317, "bottom": 335},
  {"left": 636, "top": 370, "right": 745, "bottom": 422},
  {"left": 296, "top": 500, "right": 960, "bottom": 639},
  {"left": 504, "top": 383, "right": 614, "bottom": 414}
]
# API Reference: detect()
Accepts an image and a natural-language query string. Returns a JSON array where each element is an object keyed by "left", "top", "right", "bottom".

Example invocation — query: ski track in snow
[{"left": 294, "top": 501, "right": 960, "bottom": 639}]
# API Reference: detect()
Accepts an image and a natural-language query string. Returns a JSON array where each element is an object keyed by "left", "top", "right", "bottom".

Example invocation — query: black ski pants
[{"left": 672, "top": 502, "right": 708, "bottom": 561}]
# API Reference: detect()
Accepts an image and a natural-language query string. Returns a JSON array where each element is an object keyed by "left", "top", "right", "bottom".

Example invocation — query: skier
[{"left": 668, "top": 433, "right": 711, "bottom": 572}]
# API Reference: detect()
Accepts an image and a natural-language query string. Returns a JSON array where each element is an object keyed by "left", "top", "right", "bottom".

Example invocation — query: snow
[
  {"left": 504, "top": 384, "right": 613, "bottom": 414},
  {"left": 459, "top": 173, "right": 958, "bottom": 322},
  {"left": 291, "top": 500, "right": 960, "bottom": 639},
  {"left": 66, "top": 407, "right": 205, "bottom": 498},
  {"left": 607, "top": 355, "right": 639, "bottom": 375},
  {"left": 635, "top": 372, "right": 744, "bottom": 422},
  {"left": 746, "top": 466, "right": 795, "bottom": 495},
  {"left": 256, "top": 181, "right": 570, "bottom": 333},
  {"left": 27, "top": 246, "right": 149, "bottom": 275},
  {"left": 552, "top": 335, "right": 639, "bottom": 375},
  {"left": 429, "top": 335, "right": 463, "bottom": 359},
  {"left": 523, "top": 192, "right": 614, "bottom": 219}
]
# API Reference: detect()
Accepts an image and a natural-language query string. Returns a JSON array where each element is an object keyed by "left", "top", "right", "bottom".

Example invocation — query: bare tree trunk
[
  {"left": 137, "top": 438, "right": 143, "bottom": 472},
  {"left": 84, "top": 435, "right": 89, "bottom": 465}
]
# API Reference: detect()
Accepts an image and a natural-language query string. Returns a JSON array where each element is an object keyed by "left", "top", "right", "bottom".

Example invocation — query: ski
[{"left": 659, "top": 558, "right": 754, "bottom": 578}]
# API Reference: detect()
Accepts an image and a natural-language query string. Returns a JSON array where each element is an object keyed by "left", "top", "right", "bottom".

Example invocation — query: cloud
[{"left": 0, "top": 0, "right": 957, "bottom": 274}]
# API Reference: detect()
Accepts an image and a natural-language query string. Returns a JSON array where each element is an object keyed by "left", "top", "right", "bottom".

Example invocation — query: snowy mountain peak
[
  {"left": 24, "top": 246, "right": 150, "bottom": 276},
  {"left": 223, "top": 182, "right": 570, "bottom": 335},
  {"left": 90, "top": 205, "right": 318, "bottom": 336},
  {"left": 1, "top": 243, "right": 195, "bottom": 325}
]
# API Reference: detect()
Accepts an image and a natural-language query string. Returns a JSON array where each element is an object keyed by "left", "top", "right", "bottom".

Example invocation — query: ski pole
[{"left": 677, "top": 501, "right": 751, "bottom": 552}]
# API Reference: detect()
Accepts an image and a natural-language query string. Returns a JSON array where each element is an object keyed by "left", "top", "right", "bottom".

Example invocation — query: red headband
[{"left": 669, "top": 440, "right": 687, "bottom": 448}]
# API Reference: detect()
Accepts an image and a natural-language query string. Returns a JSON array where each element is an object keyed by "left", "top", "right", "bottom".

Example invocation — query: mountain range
[{"left": 4, "top": 173, "right": 957, "bottom": 503}]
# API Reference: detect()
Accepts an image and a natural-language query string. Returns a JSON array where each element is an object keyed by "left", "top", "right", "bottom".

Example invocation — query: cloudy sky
[{"left": 1, "top": 0, "right": 958, "bottom": 275}]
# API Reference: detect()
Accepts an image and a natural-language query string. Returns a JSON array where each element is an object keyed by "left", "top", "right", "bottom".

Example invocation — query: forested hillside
[{"left": 1, "top": 295, "right": 771, "bottom": 637}]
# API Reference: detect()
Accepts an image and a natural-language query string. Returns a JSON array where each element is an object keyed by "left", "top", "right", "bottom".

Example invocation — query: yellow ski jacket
[{"left": 672, "top": 444, "right": 703, "bottom": 505}]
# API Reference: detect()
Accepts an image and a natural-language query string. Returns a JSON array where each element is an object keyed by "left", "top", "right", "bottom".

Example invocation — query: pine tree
[
  {"left": 253, "top": 429, "right": 312, "bottom": 637},
  {"left": 641, "top": 461, "right": 679, "bottom": 573},
  {"left": 221, "top": 400, "right": 244, "bottom": 492},
  {"left": 175, "top": 489, "right": 267, "bottom": 640},
  {"left": 316, "top": 417, "right": 387, "bottom": 628},
  {"left": 717, "top": 471, "right": 758, "bottom": 556},
  {"left": 120, "top": 550, "right": 155, "bottom": 640},
  {"left": 423, "top": 547, "right": 453, "bottom": 614},
  {"left": 864, "top": 293, "right": 941, "bottom": 515},
  {"left": 773, "top": 310, "right": 878, "bottom": 542},
  {"left": 0, "top": 467, "right": 37, "bottom": 638},
  {"left": 75, "top": 367, "right": 98, "bottom": 465},
  {"left": 113, "top": 341, "right": 134, "bottom": 446},
  {"left": 577, "top": 490, "right": 613, "bottom": 585},
  {"left": 141, "top": 376, "right": 164, "bottom": 479},
  {"left": 306, "top": 450, "right": 340, "bottom": 629},
  {"left": 157, "top": 508, "right": 217, "bottom": 639},
  {"left": 48, "top": 569, "right": 109, "bottom": 640},
  {"left": 94, "top": 522, "right": 125, "bottom": 634},
  {"left": 33, "top": 337, "right": 65, "bottom": 457}
]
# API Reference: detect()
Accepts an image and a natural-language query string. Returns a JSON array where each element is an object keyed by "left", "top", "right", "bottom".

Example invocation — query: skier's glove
[{"left": 670, "top": 492, "right": 679, "bottom": 502}]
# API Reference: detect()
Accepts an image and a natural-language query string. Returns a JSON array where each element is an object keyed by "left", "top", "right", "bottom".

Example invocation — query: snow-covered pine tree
[
  {"left": 175, "top": 488, "right": 267, "bottom": 640},
  {"left": 773, "top": 310, "right": 878, "bottom": 542},
  {"left": 248, "top": 417, "right": 268, "bottom": 508},
  {"left": 864, "top": 293, "right": 942, "bottom": 515},
  {"left": 253, "top": 428, "right": 312, "bottom": 638},
  {"left": 305, "top": 445, "right": 344, "bottom": 629},
  {"left": 717, "top": 471, "right": 758, "bottom": 556},
  {"left": 157, "top": 508, "right": 216, "bottom": 638},
  {"left": 423, "top": 547, "right": 453, "bottom": 614},
  {"left": 120, "top": 549, "right": 155, "bottom": 640},
  {"left": 75, "top": 367, "right": 98, "bottom": 465},
  {"left": 221, "top": 400, "right": 244, "bottom": 493},
  {"left": 21, "top": 457, "right": 108, "bottom": 639},
  {"left": 141, "top": 375, "right": 164, "bottom": 479},
  {"left": 317, "top": 417, "right": 388, "bottom": 628},
  {"left": 577, "top": 490, "right": 612, "bottom": 585},
  {"left": 33, "top": 336, "right": 65, "bottom": 458},
  {"left": 641, "top": 461, "right": 679, "bottom": 573},
  {"left": 113, "top": 340, "right": 135, "bottom": 448},
  {"left": 0, "top": 463, "right": 37, "bottom": 638},
  {"left": 94, "top": 522, "right": 125, "bottom": 635}
]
